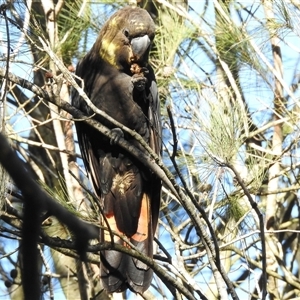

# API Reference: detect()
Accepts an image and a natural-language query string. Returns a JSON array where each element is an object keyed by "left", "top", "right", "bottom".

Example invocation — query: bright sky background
[{"left": 1, "top": 1, "right": 300, "bottom": 299}]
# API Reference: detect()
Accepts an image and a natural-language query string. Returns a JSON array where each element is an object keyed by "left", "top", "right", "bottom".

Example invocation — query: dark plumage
[{"left": 71, "top": 7, "right": 161, "bottom": 294}]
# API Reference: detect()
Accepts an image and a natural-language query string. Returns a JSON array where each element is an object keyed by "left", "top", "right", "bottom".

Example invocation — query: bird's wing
[{"left": 147, "top": 69, "right": 162, "bottom": 233}]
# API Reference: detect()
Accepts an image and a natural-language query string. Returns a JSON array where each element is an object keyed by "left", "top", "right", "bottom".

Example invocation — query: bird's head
[{"left": 92, "top": 7, "right": 155, "bottom": 73}]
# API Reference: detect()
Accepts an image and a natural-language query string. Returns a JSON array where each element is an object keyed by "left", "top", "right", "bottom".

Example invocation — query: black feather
[{"left": 72, "top": 6, "right": 161, "bottom": 294}]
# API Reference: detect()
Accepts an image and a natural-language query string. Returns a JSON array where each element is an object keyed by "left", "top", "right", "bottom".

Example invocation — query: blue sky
[{"left": 1, "top": 1, "right": 300, "bottom": 299}]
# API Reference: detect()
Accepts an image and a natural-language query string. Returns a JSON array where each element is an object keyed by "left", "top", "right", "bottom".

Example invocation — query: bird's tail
[{"left": 100, "top": 193, "right": 153, "bottom": 294}]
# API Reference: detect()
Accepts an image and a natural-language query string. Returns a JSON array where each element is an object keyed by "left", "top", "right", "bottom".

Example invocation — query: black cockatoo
[{"left": 71, "top": 7, "right": 161, "bottom": 294}]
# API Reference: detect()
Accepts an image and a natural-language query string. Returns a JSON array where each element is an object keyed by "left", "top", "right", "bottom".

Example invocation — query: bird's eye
[{"left": 123, "top": 28, "right": 129, "bottom": 38}]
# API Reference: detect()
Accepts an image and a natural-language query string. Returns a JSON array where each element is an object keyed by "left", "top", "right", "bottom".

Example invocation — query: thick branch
[{"left": 0, "top": 133, "right": 98, "bottom": 242}]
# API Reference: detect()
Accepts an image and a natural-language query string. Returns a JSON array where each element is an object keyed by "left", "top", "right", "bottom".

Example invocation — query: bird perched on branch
[{"left": 72, "top": 6, "right": 161, "bottom": 294}]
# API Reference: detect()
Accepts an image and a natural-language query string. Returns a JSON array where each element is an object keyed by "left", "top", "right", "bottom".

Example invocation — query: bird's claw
[
  {"left": 110, "top": 128, "right": 124, "bottom": 145},
  {"left": 132, "top": 74, "right": 147, "bottom": 91}
]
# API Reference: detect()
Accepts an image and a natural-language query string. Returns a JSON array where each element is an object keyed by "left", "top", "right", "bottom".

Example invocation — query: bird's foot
[
  {"left": 131, "top": 73, "right": 148, "bottom": 91},
  {"left": 110, "top": 128, "right": 124, "bottom": 145}
]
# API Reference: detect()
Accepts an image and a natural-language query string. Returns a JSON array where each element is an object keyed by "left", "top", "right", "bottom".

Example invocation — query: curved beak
[{"left": 130, "top": 35, "right": 151, "bottom": 61}]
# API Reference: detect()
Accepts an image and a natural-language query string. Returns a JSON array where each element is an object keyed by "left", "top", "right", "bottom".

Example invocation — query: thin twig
[
  {"left": 167, "top": 106, "right": 178, "bottom": 160},
  {"left": 166, "top": 109, "right": 239, "bottom": 299},
  {"left": 224, "top": 162, "right": 267, "bottom": 299},
  {"left": 0, "top": 4, "right": 10, "bottom": 104},
  {"left": 0, "top": 66, "right": 180, "bottom": 200}
]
